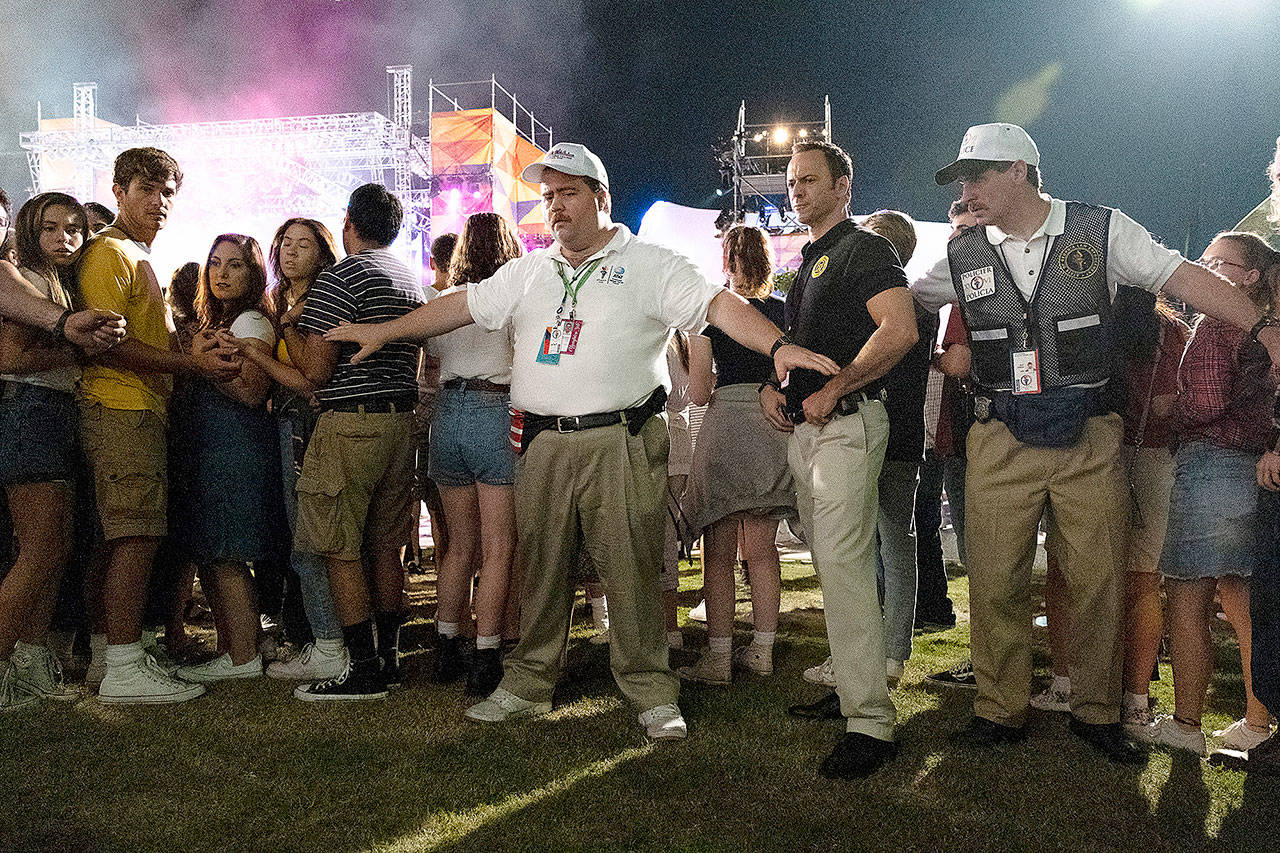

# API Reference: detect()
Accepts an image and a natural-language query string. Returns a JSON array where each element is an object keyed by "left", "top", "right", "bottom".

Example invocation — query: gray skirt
[{"left": 681, "top": 382, "right": 796, "bottom": 542}]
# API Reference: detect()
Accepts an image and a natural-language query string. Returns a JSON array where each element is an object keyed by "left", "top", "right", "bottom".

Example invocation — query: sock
[
  {"left": 104, "top": 641, "right": 145, "bottom": 667},
  {"left": 752, "top": 630, "right": 776, "bottom": 648},
  {"left": 476, "top": 635, "right": 501, "bottom": 650},
  {"left": 437, "top": 620, "right": 460, "bottom": 639},
  {"left": 342, "top": 620, "right": 377, "bottom": 664},
  {"left": 709, "top": 636, "right": 732, "bottom": 655},
  {"left": 315, "top": 637, "right": 343, "bottom": 656},
  {"left": 374, "top": 610, "right": 402, "bottom": 658},
  {"left": 667, "top": 631, "right": 684, "bottom": 650},
  {"left": 1124, "top": 691, "right": 1148, "bottom": 711},
  {"left": 1050, "top": 674, "right": 1071, "bottom": 694}
]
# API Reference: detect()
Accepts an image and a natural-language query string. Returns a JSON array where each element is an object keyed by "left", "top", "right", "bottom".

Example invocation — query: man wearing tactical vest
[{"left": 912, "top": 123, "right": 1280, "bottom": 764}]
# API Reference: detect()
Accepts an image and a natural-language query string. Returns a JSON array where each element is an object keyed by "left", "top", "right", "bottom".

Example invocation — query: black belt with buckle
[
  {"left": 441, "top": 377, "right": 510, "bottom": 394},
  {"left": 521, "top": 387, "right": 667, "bottom": 453},
  {"left": 788, "top": 387, "right": 886, "bottom": 424},
  {"left": 323, "top": 394, "right": 418, "bottom": 414}
]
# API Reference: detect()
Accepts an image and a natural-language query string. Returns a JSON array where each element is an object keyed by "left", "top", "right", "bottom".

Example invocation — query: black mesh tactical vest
[{"left": 948, "top": 202, "right": 1113, "bottom": 391}]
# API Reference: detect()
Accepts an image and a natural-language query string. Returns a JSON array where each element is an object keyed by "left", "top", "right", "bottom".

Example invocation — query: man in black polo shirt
[
  {"left": 289, "top": 183, "right": 429, "bottom": 701},
  {"left": 759, "top": 141, "right": 918, "bottom": 778}
]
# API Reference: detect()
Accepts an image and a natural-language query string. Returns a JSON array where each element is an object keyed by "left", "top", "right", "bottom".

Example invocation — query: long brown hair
[
  {"left": 13, "top": 192, "right": 89, "bottom": 304},
  {"left": 722, "top": 225, "right": 774, "bottom": 298},
  {"left": 448, "top": 212, "right": 524, "bottom": 287},
  {"left": 196, "top": 234, "right": 273, "bottom": 330},
  {"left": 267, "top": 217, "right": 337, "bottom": 315},
  {"left": 1213, "top": 231, "right": 1280, "bottom": 314}
]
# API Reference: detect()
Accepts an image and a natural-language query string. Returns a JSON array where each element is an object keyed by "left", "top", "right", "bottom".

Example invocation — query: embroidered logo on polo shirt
[
  {"left": 811, "top": 255, "right": 829, "bottom": 278},
  {"left": 597, "top": 265, "right": 611, "bottom": 282},
  {"left": 1058, "top": 243, "right": 1100, "bottom": 278}
]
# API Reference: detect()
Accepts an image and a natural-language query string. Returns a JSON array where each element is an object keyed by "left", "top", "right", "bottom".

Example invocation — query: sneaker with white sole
[
  {"left": 267, "top": 642, "right": 348, "bottom": 681},
  {"left": 677, "top": 648, "right": 732, "bottom": 685},
  {"left": 11, "top": 643, "right": 78, "bottom": 702},
  {"left": 99, "top": 656, "right": 206, "bottom": 705},
  {"left": 0, "top": 662, "right": 40, "bottom": 712},
  {"left": 923, "top": 659, "right": 977, "bottom": 690},
  {"left": 734, "top": 643, "right": 773, "bottom": 676},
  {"left": 1122, "top": 704, "right": 1156, "bottom": 739},
  {"left": 463, "top": 687, "right": 551, "bottom": 723},
  {"left": 803, "top": 656, "right": 836, "bottom": 688},
  {"left": 294, "top": 661, "right": 388, "bottom": 702},
  {"left": 1029, "top": 684, "right": 1071, "bottom": 713},
  {"left": 1136, "top": 714, "right": 1207, "bottom": 757},
  {"left": 1213, "top": 718, "right": 1274, "bottom": 751},
  {"left": 639, "top": 703, "right": 687, "bottom": 740},
  {"left": 176, "top": 653, "right": 263, "bottom": 683}
]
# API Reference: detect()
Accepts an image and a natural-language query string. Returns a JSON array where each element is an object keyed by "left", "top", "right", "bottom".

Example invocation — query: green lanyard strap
[{"left": 555, "top": 258, "right": 605, "bottom": 312}]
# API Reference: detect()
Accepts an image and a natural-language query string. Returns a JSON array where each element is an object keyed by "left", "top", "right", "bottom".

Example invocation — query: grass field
[{"left": 1, "top": 556, "right": 1275, "bottom": 852}]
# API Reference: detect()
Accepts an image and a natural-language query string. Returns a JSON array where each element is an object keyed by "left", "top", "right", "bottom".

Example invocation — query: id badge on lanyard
[
  {"left": 1012, "top": 349, "right": 1042, "bottom": 395},
  {"left": 536, "top": 258, "right": 602, "bottom": 366}
]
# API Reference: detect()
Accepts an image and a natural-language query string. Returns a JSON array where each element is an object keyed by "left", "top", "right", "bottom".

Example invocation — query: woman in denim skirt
[{"left": 0, "top": 192, "right": 91, "bottom": 708}]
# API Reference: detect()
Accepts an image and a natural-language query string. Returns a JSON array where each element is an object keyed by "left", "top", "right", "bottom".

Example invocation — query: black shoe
[
  {"left": 294, "top": 660, "right": 389, "bottom": 702},
  {"left": 924, "top": 660, "right": 977, "bottom": 690},
  {"left": 914, "top": 612, "right": 957, "bottom": 633},
  {"left": 431, "top": 635, "right": 466, "bottom": 684},
  {"left": 948, "top": 716, "right": 1027, "bottom": 747},
  {"left": 380, "top": 653, "right": 402, "bottom": 690},
  {"left": 1068, "top": 717, "right": 1146, "bottom": 765},
  {"left": 818, "top": 732, "right": 899, "bottom": 780},
  {"left": 465, "top": 647, "right": 503, "bottom": 697},
  {"left": 788, "top": 691, "right": 843, "bottom": 720}
]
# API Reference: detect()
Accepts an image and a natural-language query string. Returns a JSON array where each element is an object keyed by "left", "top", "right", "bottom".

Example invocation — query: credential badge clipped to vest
[{"left": 1058, "top": 242, "right": 1100, "bottom": 278}]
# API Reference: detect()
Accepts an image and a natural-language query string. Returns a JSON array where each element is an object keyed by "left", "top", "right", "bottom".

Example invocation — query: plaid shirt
[{"left": 1174, "top": 316, "right": 1276, "bottom": 452}]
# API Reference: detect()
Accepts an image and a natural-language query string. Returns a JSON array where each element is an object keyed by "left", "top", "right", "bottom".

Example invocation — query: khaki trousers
[
  {"left": 499, "top": 416, "right": 677, "bottom": 710},
  {"left": 788, "top": 402, "right": 896, "bottom": 741},
  {"left": 966, "top": 413, "right": 1128, "bottom": 726}
]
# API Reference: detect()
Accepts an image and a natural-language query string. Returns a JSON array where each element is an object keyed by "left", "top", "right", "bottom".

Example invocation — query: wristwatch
[
  {"left": 769, "top": 334, "right": 794, "bottom": 357},
  {"left": 51, "top": 308, "right": 72, "bottom": 342}
]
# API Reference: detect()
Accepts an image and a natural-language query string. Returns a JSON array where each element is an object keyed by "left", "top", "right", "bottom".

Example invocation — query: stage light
[
  {"left": 798, "top": 128, "right": 808, "bottom": 138},
  {"left": 772, "top": 127, "right": 789, "bottom": 144},
  {"left": 752, "top": 132, "right": 765, "bottom": 142},
  {"left": 715, "top": 189, "right": 724, "bottom": 196}
]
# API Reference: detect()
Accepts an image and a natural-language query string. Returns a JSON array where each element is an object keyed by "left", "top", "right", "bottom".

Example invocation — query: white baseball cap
[
  {"left": 521, "top": 142, "right": 609, "bottom": 189},
  {"left": 935, "top": 123, "right": 1040, "bottom": 185}
]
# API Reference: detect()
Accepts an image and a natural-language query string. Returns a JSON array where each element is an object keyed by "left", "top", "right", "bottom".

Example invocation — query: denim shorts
[
  {"left": 0, "top": 381, "right": 78, "bottom": 485},
  {"left": 428, "top": 386, "right": 516, "bottom": 487},
  {"left": 1159, "top": 441, "right": 1259, "bottom": 580}
]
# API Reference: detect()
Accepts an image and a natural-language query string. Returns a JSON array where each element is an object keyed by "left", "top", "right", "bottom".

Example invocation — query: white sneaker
[
  {"left": 1137, "top": 714, "right": 1207, "bottom": 757},
  {"left": 0, "top": 662, "right": 39, "bottom": 712},
  {"left": 886, "top": 659, "right": 905, "bottom": 689},
  {"left": 1213, "top": 718, "right": 1274, "bottom": 751},
  {"left": 99, "top": 655, "right": 206, "bottom": 704},
  {"left": 803, "top": 656, "right": 836, "bottom": 688},
  {"left": 11, "top": 643, "right": 79, "bottom": 702},
  {"left": 639, "top": 703, "right": 687, "bottom": 740},
  {"left": 176, "top": 653, "right": 263, "bottom": 683},
  {"left": 677, "top": 648, "right": 732, "bottom": 685},
  {"left": 140, "top": 638, "right": 181, "bottom": 677},
  {"left": 1029, "top": 684, "right": 1071, "bottom": 713},
  {"left": 267, "top": 642, "right": 348, "bottom": 681},
  {"left": 463, "top": 687, "right": 552, "bottom": 723},
  {"left": 1122, "top": 704, "right": 1155, "bottom": 739},
  {"left": 688, "top": 600, "right": 707, "bottom": 622},
  {"left": 734, "top": 643, "right": 773, "bottom": 676}
]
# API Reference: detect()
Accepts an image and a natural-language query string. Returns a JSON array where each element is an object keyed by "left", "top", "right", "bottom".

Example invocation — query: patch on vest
[
  {"left": 962, "top": 266, "right": 996, "bottom": 301},
  {"left": 811, "top": 255, "right": 829, "bottom": 278},
  {"left": 1058, "top": 243, "right": 1100, "bottom": 278}
]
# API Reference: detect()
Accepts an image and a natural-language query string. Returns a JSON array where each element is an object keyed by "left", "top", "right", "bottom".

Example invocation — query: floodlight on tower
[{"left": 772, "top": 126, "right": 789, "bottom": 144}]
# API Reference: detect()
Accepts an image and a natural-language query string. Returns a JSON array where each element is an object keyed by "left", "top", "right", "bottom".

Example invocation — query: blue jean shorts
[
  {"left": 0, "top": 381, "right": 78, "bottom": 485},
  {"left": 1160, "top": 441, "right": 1259, "bottom": 580},
  {"left": 427, "top": 386, "right": 516, "bottom": 487}
]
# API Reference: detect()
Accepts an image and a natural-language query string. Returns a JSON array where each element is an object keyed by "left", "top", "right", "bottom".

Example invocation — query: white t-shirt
[
  {"left": 910, "top": 197, "right": 1185, "bottom": 313},
  {"left": 0, "top": 267, "right": 79, "bottom": 392},
  {"left": 230, "top": 309, "right": 276, "bottom": 347},
  {"left": 466, "top": 225, "right": 723, "bottom": 417},
  {"left": 428, "top": 283, "right": 513, "bottom": 384}
]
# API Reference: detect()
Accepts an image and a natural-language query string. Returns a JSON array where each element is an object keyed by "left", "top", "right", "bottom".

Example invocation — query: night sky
[{"left": 1, "top": 0, "right": 1277, "bottom": 255}]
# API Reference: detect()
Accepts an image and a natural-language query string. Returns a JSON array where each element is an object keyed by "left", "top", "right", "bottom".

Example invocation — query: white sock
[
  {"left": 708, "top": 636, "right": 732, "bottom": 654},
  {"left": 1124, "top": 691, "right": 1148, "bottom": 711},
  {"left": 315, "top": 637, "right": 344, "bottom": 655},
  {"left": 752, "top": 630, "right": 776, "bottom": 648},
  {"left": 437, "top": 621, "right": 460, "bottom": 638},
  {"left": 1050, "top": 674, "right": 1071, "bottom": 694},
  {"left": 476, "top": 635, "right": 501, "bottom": 650},
  {"left": 667, "top": 631, "right": 684, "bottom": 650},
  {"left": 104, "top": 641, "right": 145, "bottom": 668}
]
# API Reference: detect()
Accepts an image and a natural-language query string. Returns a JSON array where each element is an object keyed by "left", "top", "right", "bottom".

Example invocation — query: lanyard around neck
[{"left": 554, "top": 258, "right": 605, "bottom": 320}]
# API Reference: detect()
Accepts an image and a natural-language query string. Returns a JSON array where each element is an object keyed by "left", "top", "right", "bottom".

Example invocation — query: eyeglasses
[{"left": 1201, "top": 256, "right": 1249, "bottom": 272}]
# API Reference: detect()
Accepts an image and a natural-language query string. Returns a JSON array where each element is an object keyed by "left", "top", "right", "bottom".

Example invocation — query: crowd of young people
[{"left": 0, "top": 132, "right": 1278, "bottom": 780}]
